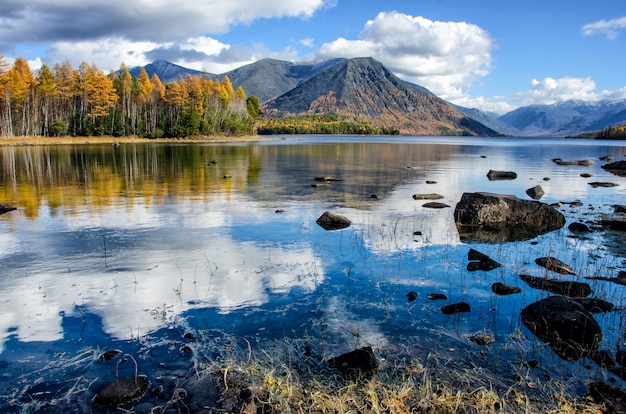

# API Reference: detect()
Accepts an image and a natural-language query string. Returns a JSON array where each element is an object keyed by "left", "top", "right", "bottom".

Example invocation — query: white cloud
[
  {"left": 313, "top": 12, "right": 493, "bottom": 101},
  {"left": 582, "top": 16, "right": 626, "bottom": 40}
]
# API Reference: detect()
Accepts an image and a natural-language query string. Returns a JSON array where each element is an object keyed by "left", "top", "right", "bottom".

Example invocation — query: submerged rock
[
  {"left": 405, "top": 291, "right": 419, "bottom": 302},
  {"left": 491, "top": 282, "right": 521, "bottom": 295},
  {"left": 535, "top": 256, "right": 576, "bottom": 275},
  {"left": 521, "top": 296, "right": 602, "bottom": 360},
  {"left": 98, "top": 349, "right": 122, "bottom": 362},
  {"left": 422, "top": 202, "right": 450, "bottom": 209},
  {"left": 520, "top": 273, "right": 591, "bottom": 297},
  {"left": 588, "top": 382, "right": 626, "bottom": 413},
  {"left": 0, "top": 203, "right": 17, "bottom": 215},
  {"left": 572, "top": 297, "right": 615, "bottom": 313},
  {"left": 469, "top": 333, "right": 495, "bottom": 346},
  {"left": 552, "top": 158, "right": 594, "bottom": 166},
  {"left": 327, "top": 346, "right": 378, "bottom": 376},
  {"left": 428, "top": 293, "right": 448, "bottom": 300},
  {"left": 316, "top": 211, "right": 351, "bottom": 230},
  {"left": 441, "top": 302, "right": 471, "bottom": 315},
  {"left": 454, "top": 192, "right": 565, "bottom": 242},
  {"left": 412, "top": 193, "right": 444, "bottom": 200},
  {"left": 466, "top": 249, "right": 501, "bottom": 272},
  {"left": 93, "top": 375, "right": 150, "bottom": 407},
  {"left": 589, "top": 181, "right": 619, "bottom": 188},
  {"left": 568, "top": 222, "right": 591, "bottom": 234},
  {"left": 486, "top": 170, "right": 517, "bottom": 180}
]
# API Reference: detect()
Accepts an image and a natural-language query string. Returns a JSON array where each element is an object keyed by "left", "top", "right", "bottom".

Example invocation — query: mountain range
[{"left": 129, "top": 58, "right": 626, "bottom": 137}]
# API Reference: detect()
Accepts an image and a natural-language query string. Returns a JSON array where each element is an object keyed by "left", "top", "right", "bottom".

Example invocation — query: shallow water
[{"left": 1, "top": 136, "right": 625, "bottom": 411}]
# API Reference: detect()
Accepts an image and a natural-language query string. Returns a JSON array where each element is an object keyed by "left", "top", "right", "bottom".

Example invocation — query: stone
[
  {"left": 552, "top": 158, "right": 594, "bottom": 166},
  {"left": 327, "top": 346, "right": 378, "bottom": 376},
  {"left": 405, "top": 291, "right": 419, "bottom": 302},
  {"left": 422, "top": 202, "right": 450, "bottom": 209},
  {"left": 520, "top": 273, "right": 591, "bottom": 297},
  {"left": 454, "top": 192, "right": 565, "bottom": 242},
  {"left": 568, "top": 222, "right": 591, "bottom": 234},
  {"left": 486, "top": 170, "right": 517, "bottom": 180},
  {"left": 521, "top": 296, "right": 602, "bottom": 360},
  {"left": 428, "top": 293, "right": 448, "bottom": 300},
  {"left": 571, "top": 297, "right": 615, "bottom": 313},
  {"left": 93, "top": 375, "right": 150, "bottom": 407},
  {"left": 316, "top": 211, "right": 351, "bottom": 230},
  {"left": 535, "top": 256, "right": 576, "bottom": 275},
  {"left": 588, "top": 182, "right": 619, "bottom": 188},
  {"left": 491, "top": 282, "right": 521, "bottom": 295},
  {"left": 441, "top": 302, "right": 471, "bottom": 314},
  {"left": 412, "top": 193, "right": 444, "bottom": 200},
  {"left": 601, "top": 160, "right": 626, "bottom": 177},
  {"left": 525, "top": 185, "right": 544, "bottom": 200},
  {"left": 469, "top": 333, "right": 495, "bottom": 346},
  {"left": 0, "top": 203, "right": 17, "bottom": 215}
]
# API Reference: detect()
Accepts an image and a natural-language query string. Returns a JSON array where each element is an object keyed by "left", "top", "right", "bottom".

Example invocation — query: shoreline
[{"left": 0, "top": 134, "right": 270, "bottom": 146}]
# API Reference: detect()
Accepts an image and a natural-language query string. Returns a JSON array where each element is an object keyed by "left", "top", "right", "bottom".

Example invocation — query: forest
[
  {"left": 0, "top": 54, "right": 262, "bottom": 139},
  {"left": 256, "top": 113, "right": 400, "bottom": 135}
]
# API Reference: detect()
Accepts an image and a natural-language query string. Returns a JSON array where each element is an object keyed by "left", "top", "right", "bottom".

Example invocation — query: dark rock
[
  {"left": 589, "top": 181, "right": 619, "bottom": 188},
  {"left": 327, "top": 346, "right": 378, "bottom": 376},
  {"left": 223, "top": 175, "right": 232, "bottom": 179},
  {"left": 601, "top": 219, "right": 626, "bottom": 231},
  {"left": 428, "top": 293, "right": 448, "bottom": 300},
  {"left": 441, "top": 302, "right": 471, "bottom": 314},
  {"left": 588, "top": 382, "right": 626, "bottom": 413},
  {"left": 412, "top": 193, "right": 444, "bottom": 200},
  {"left": 552, "top": 158, "right": 594, "bottom": 166},
  {"left": 568, "top": 222, "right": 591, "bottom": 234},
  {"left": 525, "top": 185, "right": 544, "bottom": 200},
  {"left": 467, "top": 248, "right": 489, "bottom": 261},
  {"left": 413, "top": 231, "right": 423, "bottom": 236},
  {"left": 520, "top": 273, "right": 591, "bottom": 297},
  {"left": 580, "top": 172, "right": 593, "bottom": 178},
  {"left": 93, "top": 375, "right": 150, "bottom": 407},
  {"left": 316, "top": 211, "right": 351, "bottom": 230},
  {"left": 491, "top": 282, "right": 522, "bottom": 295},
  {"left": 467, "top": 258, "right": 501, "bottom": 272},
  {"left": 589, "top": 350, "right": 617, "bottom": 370},
  {"left": 454, "top": 192, "right": 565, "bottom": 242},
  {"left": 535, "top": 256, "right": 576, "bottom": 275},
  {"left": 98, "top": 349, "right": 122, "bottom": 362},
  {"left": 207, "top": 160, "right": 218, "bottom": 165},
  {"left": 600, "top": 155, "right": 614, "bottom": 162},
  {"left": 425, "top": 180, "right": 437, "bottom": 184},
  {"left": 521, "top": 296, "right": 602, "bottom": 360},
  {"left": 469, "top": 333, "right": 494, "bottom": 346},
  {"left": 422, "top": 202, "right": 450, "bottom": 209},
  {"left": 602, "top": 160, "right": 626, "bottom": 177},
  {"left": 486, "top": 170, "right": 517, "bottom": 180},
  {"left": 585, "top": 273, "right": 626, "bottom": 286},
  {"left": 613, "top": 204, "right": 626, "bottom": 214},
  {"left": 405, "top": 291, "right": 419, "bottom": 302},
  {"left": 0, "top": 203, "right": 17, "bottom": 215},
  {"left": 370, "top": 194, "right": 378, "bottom": 199},
  {"left": 312, "top": 183, "right": 331, "bottom": 188},
  {"left": 572, "top": 297, "right": 615, "bottom": 313}
]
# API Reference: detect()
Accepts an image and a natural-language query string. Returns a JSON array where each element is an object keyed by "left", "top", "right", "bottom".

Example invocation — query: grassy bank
[{"left": 0, "top": 134, "right": 269, "bottom": 146}]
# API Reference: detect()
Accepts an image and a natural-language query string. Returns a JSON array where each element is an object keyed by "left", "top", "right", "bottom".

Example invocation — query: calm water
[{"left": 1, "top": 136, "right": 626, "bottom": 411}]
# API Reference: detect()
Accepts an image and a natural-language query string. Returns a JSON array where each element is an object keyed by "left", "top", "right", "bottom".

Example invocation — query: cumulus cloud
[
  {"left": 513, "top": 76, "right": 626, "bottom": 106},
  {"left": 582, "top": 16, "right": 626, "bottom": 40},
  {"left": 0, "top": 0, "right": 329, "bottom": 71},
  {"left": 313, "top": 11, "right": 493, "bottom": 101}
]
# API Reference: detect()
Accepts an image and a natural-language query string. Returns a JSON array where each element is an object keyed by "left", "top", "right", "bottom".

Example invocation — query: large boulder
[
  {"left": 521, "top": 296, "right": 602, "bottom": 361},
  {"left": 454, "top": 192, "right": 565, "bottom": 242}
]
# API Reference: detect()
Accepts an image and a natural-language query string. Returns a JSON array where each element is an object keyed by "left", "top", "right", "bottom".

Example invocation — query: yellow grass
[{"left": 0, "top": 134, "right": 270, "bottom": 146}]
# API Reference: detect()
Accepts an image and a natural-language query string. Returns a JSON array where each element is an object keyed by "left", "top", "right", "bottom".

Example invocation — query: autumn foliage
[{"left": 0, "top": 54, "right": 258, "bottom": 138}]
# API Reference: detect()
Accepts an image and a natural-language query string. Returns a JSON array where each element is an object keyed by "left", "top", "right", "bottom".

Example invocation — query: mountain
[
  {"left": 224, "top": 58, "right": 345, "bottom": 102},
  {"left": 262, "top": 57, "right": 498, "bottom": 136},
  {"left": 454, "top": 105, "right": 522, "bottom": 136},
  {"left": 497, "top": 100, "right": 626, "bottom": 137},
  {"left": 128, "top": 60, "right": 213, "bottom": 82}
]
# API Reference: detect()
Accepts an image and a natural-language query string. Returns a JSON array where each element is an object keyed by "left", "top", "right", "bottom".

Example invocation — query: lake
[{"left": 1, "top": 136, "right": 625, "bottom": 412}]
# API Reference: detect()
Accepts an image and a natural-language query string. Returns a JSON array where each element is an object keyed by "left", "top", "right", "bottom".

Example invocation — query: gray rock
[
  {"left": 422, "top": 201, "right": 450, "bottom": 209},
  {"left": 454, "top": 192, "right": 565, "bottom": 242},
  {"left": 412, "top": 193, "right": 443, "bottom": 200},
  {"left": 525, "top": 185, "right": 544, "bottom": 200},
  {"left": 535, "top": 256, "right": 576, "bottom": 275},
  {"left": 552, "top": 158, "right": 594, "bottom": 166},
  {"left": 486, "top": 170, "right": 517, "bottom": 180},
  {"left": 316, "top": 211, "right": 351, "bottom": 230}
]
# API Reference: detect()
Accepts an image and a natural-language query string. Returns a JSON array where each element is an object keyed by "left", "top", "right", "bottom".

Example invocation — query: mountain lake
[{"left": 0, "top": 135, "right": 625, "bottom": 412}]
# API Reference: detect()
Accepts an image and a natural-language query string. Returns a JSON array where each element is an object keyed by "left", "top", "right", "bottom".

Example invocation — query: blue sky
[{"left": 1, "top": 0, "right": 624, "bottom": 113}]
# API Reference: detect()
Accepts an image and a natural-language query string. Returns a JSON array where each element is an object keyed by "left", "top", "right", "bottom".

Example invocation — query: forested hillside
[{"left": 0, "top": 55, "right": 258, "bottom": 138}]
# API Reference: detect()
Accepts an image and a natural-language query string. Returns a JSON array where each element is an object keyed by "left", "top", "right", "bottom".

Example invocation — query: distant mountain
[
  {"left": 497, "top": 100, "right": 626, "bottom": 137},
  {"left": 262, "top": 57, "right": 498, "bottom": 136},
  {"left": 128, "top": 60, "right": 212, "bottom": 82},
  {"left": 224, "top": 58, "right": 345, "bottom": 102},
  {"left": 454, "top": 105, "right": 522, "bottom": 136}
]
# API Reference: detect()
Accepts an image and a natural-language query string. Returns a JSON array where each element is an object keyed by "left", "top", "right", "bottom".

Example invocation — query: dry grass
[{"left": 0, "top": 134, "right": 271, "bottom": 146}]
